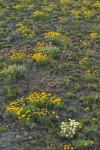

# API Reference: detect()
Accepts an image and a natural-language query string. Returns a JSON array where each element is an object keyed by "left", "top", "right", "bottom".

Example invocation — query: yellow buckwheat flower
[{"left": 60, "top": 0, "right": 70, "bottom": 3}]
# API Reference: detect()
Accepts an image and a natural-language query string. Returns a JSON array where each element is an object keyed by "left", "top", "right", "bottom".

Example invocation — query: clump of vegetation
[
  {"left": 59, "top": 119, "right": 80, "bottom": 139},
  {"left": 32, "top": 53, "right": 50, "bottom": 66},
  {"left": 17, "top": 25, "right": 35, "bottom": 38},
  {"left": 9, "top": 50, "right": 32, "bottom": 63},
  {"left": 73, "top": 139, "right": 94, "bottom": 149},
  {"left": 35, "top": 45, "right": 60, "bottom": 59},
  {"left": 63, "top": 144, "right": 74, "bottom": 150},
  {"left": 6, "top": 92, "right": 63, "bottom": 128},
  {"left": 1, "top": 64, "right": 27, "bottom": 84}
]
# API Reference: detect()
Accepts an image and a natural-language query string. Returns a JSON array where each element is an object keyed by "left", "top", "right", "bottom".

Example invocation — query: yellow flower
[
  {"left": 13, "top": 4, "right": 21, "bottom": 9},
  {"left": 79, "top": 125, "right": 83, "bottom": 129},
  {"left": 70, "top": 135, "right": 73, "bottom": 138},
  {"left": 84, "top": 142, "right": 88, "bottom": 146},
  {"left": 21, "top": 115, "right": 26, "bottom": 118},
  {"left": 91, "top": 141, "right": 94, "bottom": 144},
  {"left": 16, "top": 111, "right": 20, "bottom": 115},
  {"left": 84, "top": 107, "right": 90, "bottom": 111},
  {"left": 90, "top": 33, "right": 99, "bottom": 39},
  {"left": 27, "top": 118, "right": 30, "bottom": 121},
  {"left": 44, "top": 31, "right": 67, "bottom": 41},
  {"left": 33, "top": 11, "right": 45, "bottom": 17},
  {"left": 92, "top": 2, "right": 100, "bottom": 8},
  {"left": 32, "top": 53, "right": 49, "bottom": 62},
  {"left": 52, "top": 111, "right": 55, "bottom": 115},
  {"left": 55, "top": 115, "right": 59, "bottom": 119},
  {"left": 83, "top": 10, "right": 95, "bottom": 19},
  {"left": 60, "top": 0, "right": 70, "bottom": 4}
]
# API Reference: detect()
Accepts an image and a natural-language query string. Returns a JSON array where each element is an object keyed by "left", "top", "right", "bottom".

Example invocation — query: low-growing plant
[
  {"left": 9, "top": 50, "right": 28, "bottom": 63},
  {"left": 34, "top": 45, "right": 60, "bottom": 59},
  {"left": 44, "top": 31, "right": 69, "bottom": 46},
  {"left": 63, "top": 144, "right": 74, "bottom": 150},
  {"left": 82, "top": 124, "right": 99, "bottom": 140},
  {"left": 1, "top": 64, "right": 27, "bottom": 84},
  {"left": 79, "top": 57, "right": 92, "bottom": 69},
  {"left": 67, "top": 107, "right": 77, "bottom": 113},
  {"left": 6, "top": 87, "right": 22, "bottom": 99},
  {"left": 73, "top": 139, "right": 94, "bottom": 149},
  {"left": 59, "top": 119, "right": 80, "bottom": 139},
  {"left": 44, "top": 46, "right": 60, "bottom": 59},
  {"left": 32, "top": 53, "right": 50, "bottom": 67},
  {"left": 60, "top": 63, "right": 76, "bottom": 71},
  {"left": 17, "top": 25, "right": 35, "bottom": 38},
  {"left": 62, "top": 77, "right": 71, "bottom": 87},
  {"left": 81, "top": 116, "right": 91, "bottom": 126},
  {"left": 85, "top": 49, "right": 95, "bottom": 57},
  {"left": 87, "top": 83, "right": 98, "bottom": 91},
  {"left": 73, "top": 83, "right": 80, "bottom": 91},
  {"left": 89, "top": 32, "right": 100, "bottom": 42},
  {"left": 92, "top": 2, "right": 100, "bottom": 9},
  {"left": 70, "top": 9, "right": 81, "bottom": 20},
  {"left": 83, "top": 70, "right": 99, "bottom": 82},
  {"left": 6, "top": 92, "right": 63, "bottom": 128},
  {"left": 32, "top": 11, "right": 48, "bottom": 20},
  {"left": 83, "top": 10, "right": 96, "bottom": 20},
  {"left": 79, "top": 93, "right": 100, "bottom": 105},
  {"left": 66, "top": 92, "right": 77, "bottom": 99}
]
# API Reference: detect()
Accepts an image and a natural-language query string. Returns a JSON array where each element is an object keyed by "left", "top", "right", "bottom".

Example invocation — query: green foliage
[
  {"left": 82, "top": 124, "right": 99, "bottom": 140},
  {"left": 1, "top": 64, "right": 27, "bottom": 84},
  {"left": 73, "top": 140, "right": 94, "bottom": 149},
  {"left": 67, "top": 92, "right": 77, "bottom": 99}
]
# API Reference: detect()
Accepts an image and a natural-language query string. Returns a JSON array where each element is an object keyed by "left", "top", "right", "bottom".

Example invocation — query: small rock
[
  {"left": 47, "top": 82, "right": 56, "bottom": 88},
  {"left": 16, "top": 135, "right": 22, "bottom": 140},
  {"left": 24, "top": 132, "right": 28, "bottom": 136},
  {"left": 28, "top": 136, "right": 32, "bottom": 139}
]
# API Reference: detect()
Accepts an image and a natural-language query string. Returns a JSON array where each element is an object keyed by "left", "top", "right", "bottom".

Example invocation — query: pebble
[
  {"left": 16, "top": 135, "right": 22, "bottom": 140},
  {"left": 28, "top": 136, "right": 32, "bottom": 140},
  {"left": 24, "top": 131, "right": 28, "bottom": 136}
]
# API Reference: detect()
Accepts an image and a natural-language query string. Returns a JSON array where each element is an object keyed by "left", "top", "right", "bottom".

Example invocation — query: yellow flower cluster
[
  {"left": 70, "top": 10, "right": 80, "bottom": 19},
  {"left": 9, "top": 50, "right": 32, "bottom": 63},
  {"left": 33, "top": 108, "right": 58, "bottom": 118},
  {"left": 18, "top": 25, "right": 35, "bottom": 37},
  {"left": 60, "top": 0, "right": 70, "bottom": 4},
  {"left": 13, "top": 4, "right": 21, "bottom": 9},
  {"left": 9, "top": 50, "right": 26, "bottom": 62},
  {"left": 33, "top": 11, "right": 45, "bottom": 17},
  {"left": 6, "top": 92, "right": 62, "bottom": 125},
  {"left": 63, "top": 145, "right": 74, "bottom": 150},
  {"left": 80, "top": 40, "right": 90, "bottom": 48},
  {"left": 84, "top": 70, "right": 99, "bottom": 76},
  {"left": 83, "top": 10, "right": 95, "bottom": 19},
  {"left": 34, "top": 42, "right": 48, "bottom": 52},
  {"left": 44, "top": 31, "right": 67, "bottom": 41},
  {"left": 36, "top": 41, "right": 45, "bottom": 47},
  {"left": 79, "top": 58, "right": 87, "bottom": 65},
  {"left": 6, "top": 98, "right": 25, "bottom": 113},
  {"left": 92, "top": 2, "right": 100, "bottom": 8},
  {"left": 90, "top": 33, "right": 100, "bottom": 39},
  {"left": 32, "top": 53, "right": 49, "bottom": 62},
  {"left": 26, "top": 92, "right": 62, "bottom": 106}
]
